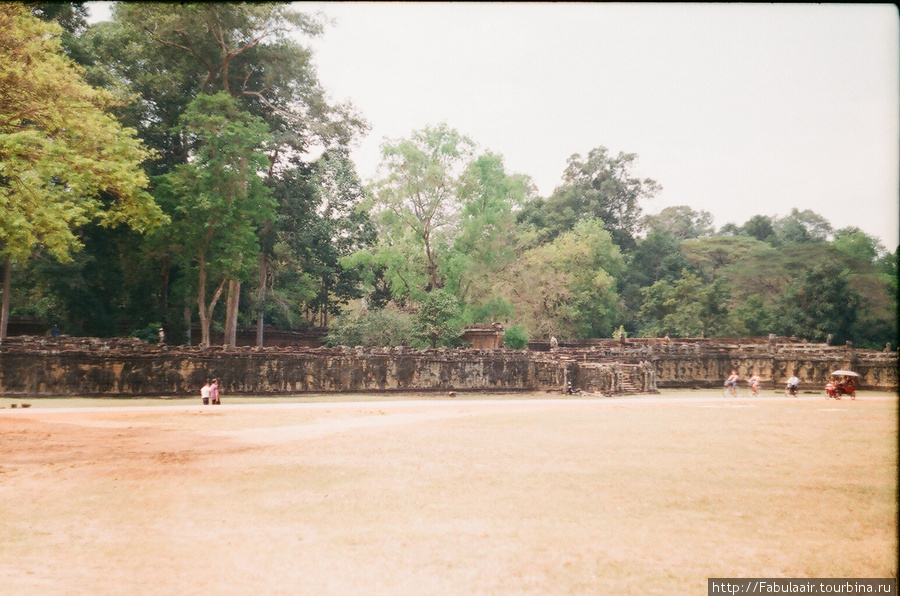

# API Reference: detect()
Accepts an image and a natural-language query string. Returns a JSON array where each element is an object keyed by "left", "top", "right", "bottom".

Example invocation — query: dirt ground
[{"left": 1, "top": 391, "right": 897, "bottom": 595}]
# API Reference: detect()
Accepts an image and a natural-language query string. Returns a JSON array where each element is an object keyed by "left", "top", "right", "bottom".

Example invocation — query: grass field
[{"left": 1, "top": 390, "right": 896, "bottom": 595}]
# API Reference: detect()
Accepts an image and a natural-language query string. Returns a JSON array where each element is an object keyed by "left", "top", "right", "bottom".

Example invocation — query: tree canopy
[
  {"left": 0, "top": 3, "right": 164, "bottom": 337},
  {"left": 4, "top": 3, "right": 895, "bottom": 352}
]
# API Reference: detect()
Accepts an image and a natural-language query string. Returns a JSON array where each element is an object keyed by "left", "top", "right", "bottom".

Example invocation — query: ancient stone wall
[
  {"left": 529, "top": 338, "right": 897, "bottom": 391},
  {"left": 0, "top": 336, "right": 894, "bottom": 397},
  {"left": 647, "top": 341, "right": 897, "bottom": 391}
]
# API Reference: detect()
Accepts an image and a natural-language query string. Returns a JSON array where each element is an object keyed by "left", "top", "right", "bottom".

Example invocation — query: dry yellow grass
[{"left": 0, "top": 391, "right": 896, "bottom": 595}]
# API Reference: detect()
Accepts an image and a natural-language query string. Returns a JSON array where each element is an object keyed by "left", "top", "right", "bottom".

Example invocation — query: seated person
[
  {"left": 725, "top": 370, "right": 739, "bottom": 389},
  {"left": 786, "top": 375, "right": 800, "bottom": 395},
  {"left": 748, "top": 373, "right": 761, "bottom": 391}
]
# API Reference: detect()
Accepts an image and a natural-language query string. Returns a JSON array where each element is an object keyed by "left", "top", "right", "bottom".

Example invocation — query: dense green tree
[
  {"left": 153, "top": 93, "right": 273, "bottom": 347},
  {"left": 518, "top": 146, "right": 660, "bottom": 250},
  {"left": 505, "top": 218, "right": 624, "bottom": 339},
  {"left": 643, "top": 206, "right": 714, "bottom": 240},
  {"left": 0, "top": 4, "right": 164, "bottom": 338},
  {"left": 443, "top": 151, "right": 536, "bottom": 320},
  {"left": 739, "top": 215, "right": 777, "bottom": 244},
  {"left": 89, "top": 3, "right": 364, "bottom": 163},
  {"left": 502, "top": 325, "right": 530, "bottom": 349},
  {"left": 637, "top": 271, "right": 734, "bottom": 338},
  {"left": 461, "top": 296, "right": 515, "bottom": 326},
  {"left": 681, "top": 236, "right": 773, "bottom": 280},
  {"left": 774, "top": 208, "right": 833, "bottom": 245},
  {"left": 619, "top": 229, "right": 692, "bottom": 333},
  {"left": 777, "top": 262, "right": 860, "bottom": 344},
  {"left": 324, "top": 306, "right": 415, "bottom": 348},
  {"left": 28, "top": 1, "right": 87, "bottom": 34},
  {"left": 831, "top": 227, "right": 885, "bottom": 267},
  {"left": 268, "top": 150, "right": 374, "bottom": 330},
  {"left": 414, "top": 290, "right": 463, "bottom": 348},
  {"left": 74, "top": 3, "right": 366, "bottom": 344},
  {"left": 733, "top": 294, "right": 776, "bottom": 337},
  {"left": 363, "top": 124, "right": 476, "bottom": 297}
]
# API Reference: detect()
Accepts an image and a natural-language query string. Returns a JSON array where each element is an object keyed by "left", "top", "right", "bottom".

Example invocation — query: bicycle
[{"left": 723, "top": 383, "right": 740, "bottom": 397}]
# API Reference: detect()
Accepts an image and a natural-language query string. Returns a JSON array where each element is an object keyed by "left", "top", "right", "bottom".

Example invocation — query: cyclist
[
  {"left": 724, "top": 370, "right": 739, "bottom": 396},
  {"left": 748, "top": 373, "right": 761, "bottom": 396},
  {"left": 786, "top": 375, "right": 800, "bottom": 397}
]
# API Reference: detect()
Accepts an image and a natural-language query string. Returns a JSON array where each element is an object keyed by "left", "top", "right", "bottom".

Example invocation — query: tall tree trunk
[
  {"left": 184, "top": 304, "right": 192, "bottom": 346},
  {"left": 160, "top": 258, "right": 170, "bottom": 316},
  {"left": 224, "top": 279, "right": 240, "bottom": 347},
  {"left": 256, "top": 251, "right": 267, "bottom": 347},
  {"left": 197, "top": 256, "right": 226, "bottom": 348},
  {"left": 255, "top": 217, "right": 271, "bottom": 348},
  {"left": 197, "top": 260, "right": 210, "bottom": 348},
  {"left": 0, "top": 257, "right": 11, "bottom": 341}
]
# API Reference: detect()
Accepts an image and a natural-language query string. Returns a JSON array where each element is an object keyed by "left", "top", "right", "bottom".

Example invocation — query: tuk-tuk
[{"left": 825, "top": 370, "right": 858, "bottom": 400}]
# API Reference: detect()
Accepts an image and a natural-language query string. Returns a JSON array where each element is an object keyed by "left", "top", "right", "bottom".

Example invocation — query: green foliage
[
  {"left": 2, "top": 2, "right": 894, "bottom": 348},
  {"left": 777, "top": 263, "right": 860, "bottom": 344},
  {"left": 462, "top": 296, "right": 514, "bottom": 326},
  {"left": 0, "top": 4, "right": 164, "bottom": 264},
  {"left": 733, "top": 294, "right": 776, "bottom": 337},
  {"left": 131, "top": 321, "right": 164, "bottom": 344},
  {"left": 366, "top": 124, "right": 476, "bottom": 295},
  {"left": 414, "top": 290, "right": 463, "bottom": 348},
  {"left": 270, "top": 150, "right": 375, "bottom": 326},
  {"left": 774, "top": 209, "right": 832, "bottom": 245},
  {"left": 831, "top": 227, "right": 885, "bottom": 266},
  {"left": 503, "top": 325, "right": 529, "bottom": 349},
  {"left": 508, "top": 218, "right": 624, "bottom": 339},
  {"left": 643, "top": 206, "right": 714, "bottom": 240},
  {"left": 738, "top": 215, "right": 777, "bottom": 244},
  {"left": 324, "top": 307, "right": 415, "bottom": 348},
  {"left": 638, "top": 271, "right": 734, "bottom": 338},
  {"left": 517, "top": 146, "right": 660, "bottom": 250},
  {"left": 444, "top": 152, "right": 536, "bottom": 307},
  {"left": 682, "top": 236, "right": 773, "bottom": 280},
  {"left": 620, "top": 229, "right": 692, "bottom": 332},
  {"left": 153, "top": 92, "right": 274, "bottom": 345}
]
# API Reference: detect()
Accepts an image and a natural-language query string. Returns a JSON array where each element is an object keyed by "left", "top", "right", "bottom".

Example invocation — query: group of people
[
  {"left": 200, "top": 379, "right": 221, "bottom": 405},
  {"left": 825, "top": 374, "right": 856, "bottom": 399},
  {"left": 724, "top": 370, "right": 801, "bottom": 396}
]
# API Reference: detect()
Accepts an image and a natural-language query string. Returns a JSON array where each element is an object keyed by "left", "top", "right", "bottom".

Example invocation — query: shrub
[
  {"left": 503, "top": 325, "right": 529, "bottom": 349},
  {"left": 324, "top": 308, "right": 415, "bottom": 348},
  {"left": 414, "top": 290, "right": 463, "bottom": 348},
  {"left": 131, "top": 322, "right": 164, "bottom": 344}
]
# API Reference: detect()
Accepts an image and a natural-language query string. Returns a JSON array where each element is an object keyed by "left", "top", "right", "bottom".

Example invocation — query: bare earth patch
[{"left": 1, "top": 392, "right": 896, "bottom": 595}]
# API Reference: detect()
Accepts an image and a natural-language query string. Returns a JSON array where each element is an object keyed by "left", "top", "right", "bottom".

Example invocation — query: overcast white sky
[{"left": 88, "top": 3, "right": 900, "bottom": 248}]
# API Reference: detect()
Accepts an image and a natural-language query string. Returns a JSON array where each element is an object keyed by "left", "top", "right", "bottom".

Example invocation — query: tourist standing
[
  {"left": 211, "top": 379, "right": 220, "bottom": 405},
  {"left": 201, "top": 381, "right": 212, "bottom": 405}
]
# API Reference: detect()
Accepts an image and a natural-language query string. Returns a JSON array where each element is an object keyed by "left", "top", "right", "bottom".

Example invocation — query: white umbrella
[{"left": 831, "top": 370, "right": 859, "bottom": 377}]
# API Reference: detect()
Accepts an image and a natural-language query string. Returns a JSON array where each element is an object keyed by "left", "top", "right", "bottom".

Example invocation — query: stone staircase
[{"left": 617, "top": 377, "right": 642, "bottom": 395}]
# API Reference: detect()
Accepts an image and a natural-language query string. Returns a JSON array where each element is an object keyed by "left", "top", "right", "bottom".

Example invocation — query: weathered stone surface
[
  {"left": 0, "top": 336, "right": 894, "bottom": 397},
  {"left": 461, "top": 324, "right": 505, "bottom": 350}
]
